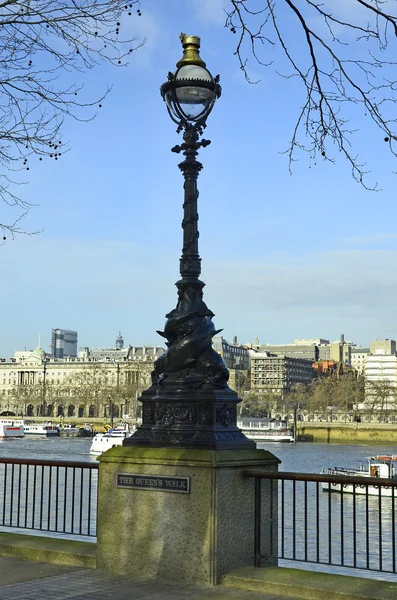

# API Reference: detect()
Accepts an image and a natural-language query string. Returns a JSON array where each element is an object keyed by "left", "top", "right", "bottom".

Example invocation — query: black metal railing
[
  {"left": 244, "top": 470, "right": 397, "bottom": 576},
  {"left": 0, "top": 458, "right": 98, "bottom": 538}
]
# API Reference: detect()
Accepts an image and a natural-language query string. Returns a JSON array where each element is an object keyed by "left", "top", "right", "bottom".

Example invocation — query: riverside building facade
[
  {"left": 212, "top": 336, "right": 251, "bottom": 394},
  {"left": 0, "top": 345, "right": 160, "bottom": 420},
  {"left": 257, "top": 334, "right": 354, "bottom": 366},
  {"left": 249, "top": 352, "right": 314, "bottom": 397},
  {"left": 0, "top": 337, "right": 250, "bottom": 419},
  {"left": 364, "top": 353, "right": 397, "bottom": 411},
  {"left": 351, "top": 347, "right": 370, "bottom": 375}
]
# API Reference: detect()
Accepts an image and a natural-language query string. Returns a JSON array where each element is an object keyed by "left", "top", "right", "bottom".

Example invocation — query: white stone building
[
  {"left": 364, "top": 354, "right": 397, "bottom": 410},
  {"left": 0, "top": 346, "right": 156, "bottom": 419},
  {"left": 351, "top": 348, "right": 370, "bottom": 375}
]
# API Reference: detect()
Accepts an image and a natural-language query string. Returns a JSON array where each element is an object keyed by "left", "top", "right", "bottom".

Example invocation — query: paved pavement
[{"left": 0, "top": 557, "right": 292, "bottom": 600}]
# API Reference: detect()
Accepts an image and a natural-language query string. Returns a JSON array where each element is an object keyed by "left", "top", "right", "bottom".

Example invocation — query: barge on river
[
  {"left": 321, "top": 455, "right": 397, "bottom": 497},
  {"left": 237, "top": 417, "right": 295, "bottom": 443}
]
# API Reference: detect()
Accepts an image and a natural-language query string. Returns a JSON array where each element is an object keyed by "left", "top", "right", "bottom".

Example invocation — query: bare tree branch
[
  {"left": 0, "top": 0, "right": 144, "bottom": 242},
  {"left": 224, "top": 0, "right": 397, "bottom": 187}
]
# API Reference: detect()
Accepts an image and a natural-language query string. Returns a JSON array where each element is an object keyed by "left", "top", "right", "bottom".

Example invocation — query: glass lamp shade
[{"left": 161, "top": 64, "right": 220, "bottom": 127}]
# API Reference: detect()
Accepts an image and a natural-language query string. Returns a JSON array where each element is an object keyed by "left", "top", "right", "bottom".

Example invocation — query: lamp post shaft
[
  {"left": 42, "top": 360, "right": 47, "bottom": 418},
  {"left": 178, "top": 127, "right": 202, "bottom": 282},
  {"left": 125, "top": 124, "right": 254, "bottom": 449}
]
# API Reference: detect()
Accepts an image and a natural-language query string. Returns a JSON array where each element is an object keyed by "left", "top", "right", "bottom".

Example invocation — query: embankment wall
[{"left": 298, "top": 423, "right": 397, "bottom": 444}]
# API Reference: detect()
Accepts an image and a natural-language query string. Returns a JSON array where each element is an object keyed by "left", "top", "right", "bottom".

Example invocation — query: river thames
[{"left": 0, "top": 436, "right": 396, "bottom": 472}]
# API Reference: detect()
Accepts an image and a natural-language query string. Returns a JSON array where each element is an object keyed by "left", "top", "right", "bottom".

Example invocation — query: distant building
[
  {"left": 88, "top": 345, "right": 164, "bottom": 363},
  {"left": 366, "top": 355, "right": 397, "bottom": 384},
  {"left": 212, "top": 336, "right": 250, "bottom": 395},
  {"left": 0, "top": 349, "right": 157, "bottom": 419},
  {"left": 257, "top": 335, "right": 353, "bottom": 365},
  {"left": 351, "top": 348, "right": 370, "bottom": 375},
  {"left": 258, "top": 343, "right": 319, "bottom": 362},
  {"left": 249, "top": 352, "right": 314, "bottom": 397},
  {"left": 14, "top": 347, "right": 48, "bottom": 363},
  {"left": 365, "top": 354, "right": 397, "bottom": 409},
  {"left": 115, "top": 332, "right": 124, "bottom": 350},
  {"left": 294, "top": 338, "right": 329, "bottom": 346},
  {"left": 318, "top": 345, "right": 332, "bottom": 360},
  {"left": 312, "top": 360, "right": 338, "bottom": 377},
  {"left": 212, "top": 336, "right": 250, "bottom": 370},
  {"left": 369, "top": 339, "right": 396, "bottom": 356},
  {"left": 51, "top": 329, "right": 78, "bottom": 358},
  {"left": 328, "top": 334, "right": 352, "bottom": 365}
]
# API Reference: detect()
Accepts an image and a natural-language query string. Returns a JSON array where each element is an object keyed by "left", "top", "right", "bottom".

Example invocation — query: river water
[
  {"left": 1, "top": 438, "right": 397, "bottom": 582},
  {"left": 1, "top": 437, "right": 396, "bottom": 472},
  {"left": 0, "top": 436, "right": 96, "bottom": 464}
]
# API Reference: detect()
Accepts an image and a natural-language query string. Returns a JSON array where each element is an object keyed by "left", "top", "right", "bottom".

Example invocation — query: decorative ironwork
[
  {"left": 125, "top": 36, "right": 254, "bottom": 450},
  {"left": 216, "top": 403, "right": 236, "bottom": 427},
  {"left": 143, "top": 406, "right": 155, "bottom": 424},
  {"left": 155, "top": 406, "right": 194, "bottom": 428},
  {"left": 200, "top": 408, "right": 210, "bottom": 424}
]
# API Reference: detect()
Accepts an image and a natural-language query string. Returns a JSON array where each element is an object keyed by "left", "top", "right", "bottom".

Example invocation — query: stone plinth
[{"left": 96, "top": 447, "right": 279, "bottom": 585}]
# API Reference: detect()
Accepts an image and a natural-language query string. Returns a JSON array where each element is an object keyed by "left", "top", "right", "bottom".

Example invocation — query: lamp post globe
[
  {"left": 160, "top": 34, "right": 221, "bottom": 130},
  {"left": 125, "top": 35, "right": 254, "bottom": 450}
]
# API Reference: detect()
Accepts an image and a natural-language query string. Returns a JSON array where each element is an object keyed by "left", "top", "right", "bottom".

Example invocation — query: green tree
[{"left": 0, "top": 0, "right": 142, "bottom": 240}]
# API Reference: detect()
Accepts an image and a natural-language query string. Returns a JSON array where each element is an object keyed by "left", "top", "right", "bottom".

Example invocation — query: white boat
[
  {"left": 23, "top": 421, "right": 60, "bottom": 436},
  {"left": 321, "top": 455, "right": 397, "bottom": 497},
  {"left": 237, "top": 417, "right": 295, "bottom": 443},
  {"left": 89, "top": 423, "right": 135, "bottom": 456},
  {"left": 0, "top": 418, "right": 24, "bottom": 438}
]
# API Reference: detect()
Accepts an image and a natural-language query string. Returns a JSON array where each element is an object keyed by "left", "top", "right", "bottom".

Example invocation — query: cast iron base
[{"left": 124, "top": 383, "right": 255, "bottom": 450}]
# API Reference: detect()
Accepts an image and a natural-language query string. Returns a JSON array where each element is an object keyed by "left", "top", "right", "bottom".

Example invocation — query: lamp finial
[{"left": 177, "top": 33, "right": 206, "bottom": 68}]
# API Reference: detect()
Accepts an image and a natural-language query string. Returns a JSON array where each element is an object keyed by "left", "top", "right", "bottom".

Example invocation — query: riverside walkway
[
  {"left": 1, "top": 555, "right": 397, "bottom": 600},
  {"left": 0, "top": 534, "right": 397, "bottom": 600},
  {"left": 0, "top": 556, "right": 291, "bottom": 600}
]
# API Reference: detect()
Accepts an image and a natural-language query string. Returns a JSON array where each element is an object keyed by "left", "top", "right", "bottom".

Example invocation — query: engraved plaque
[{"left": 116, "top": 473, "right": 190, "bottom": 494}]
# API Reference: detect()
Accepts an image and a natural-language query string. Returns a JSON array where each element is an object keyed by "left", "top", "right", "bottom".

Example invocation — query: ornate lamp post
[
  {"left": 125, "top": 35, "right": 254, "bottom": 449},
  {"left": 41, "top": 357, "right": 49, "bottom": 418}
]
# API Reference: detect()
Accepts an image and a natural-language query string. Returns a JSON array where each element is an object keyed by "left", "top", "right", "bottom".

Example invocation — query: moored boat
[
  {"left": 0, "top": 418, "right": 24, "bottom": 438},
  {"left": 237, "top": 417, "right": 295, "bottom": 443},
  {"left": 89, "top": 423, "right": 135, "bottom": 456},
  {"left": 59, "top": 423, "right": 94, "bottom": 437},
  {"left": 23, "top": 420, "right": 60, "bottom": 436},
  {"left": 321, "top": 455, "right": 397, "bottom": 497}
]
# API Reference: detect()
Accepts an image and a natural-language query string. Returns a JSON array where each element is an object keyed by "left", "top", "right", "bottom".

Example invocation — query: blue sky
[{"left": 2, "top": 0, "right": 397, "bottom": 357}]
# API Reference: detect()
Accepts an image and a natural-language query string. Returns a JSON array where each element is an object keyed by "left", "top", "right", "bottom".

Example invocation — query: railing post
[{"left": 254, "top": 477, "right": 262, "bottom": 567}]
